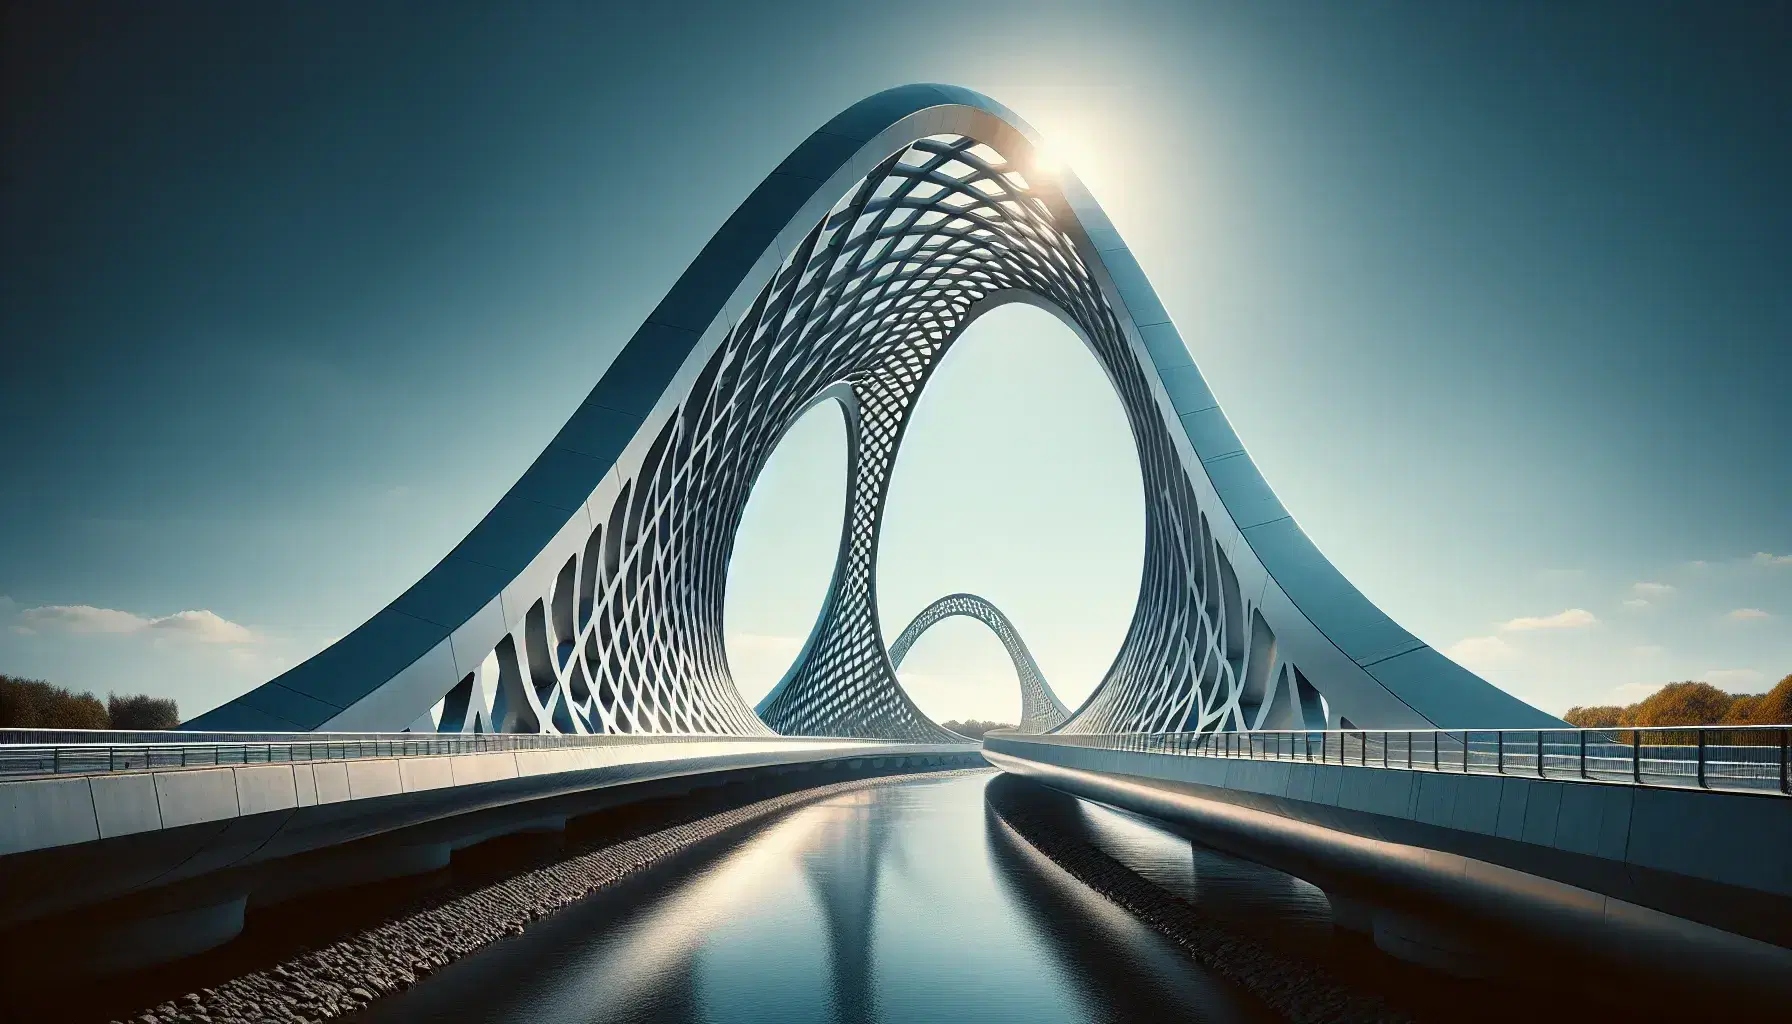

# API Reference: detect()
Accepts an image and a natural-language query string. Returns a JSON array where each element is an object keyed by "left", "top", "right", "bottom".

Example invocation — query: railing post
[
  {"left": 1361, "top": 731, "right": 1367, "bottom": 767},
  {"left": 1632, "top": 729, "right": 1642, "bottom": 784},
  {"left": 1496, "top": 731, "right": 1504, "bottom": 774},
  {"left": 1781, "top": 729, "right": 1789, "bottom": 795},
  {"left": 1537, "top": 730, "right": 1545, "bottom": 778},
  {"left": 1579, "top": 730, "right": 1587, "bottom": 780},
  {"left": 1697, "top": 730, "right": 1707, "bottom": 789},
  {"left": 1432, "top": 731, "right": 1439, "bottom": 771},
  {"left": 1462, "top": 731, "right": 1469, "bottom": 773},
  {"left": 1406, "top": 731, "right": 1413, "bottom": 770}
]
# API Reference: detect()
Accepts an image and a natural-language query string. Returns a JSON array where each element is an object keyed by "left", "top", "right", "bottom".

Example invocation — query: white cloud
[
  {"left": 1622, "top": 598, "right": 1650, "bottom": 610},
  {"left": 1500, "top": 608, "right": 1597, "bottom": 631},
  {"left": 1705, "top": 668, "right": 1767, "bottom": 690},
  {"left": 1726, "top": 608, "right": 1771, "bottom": 622},
  {"left": 145, "top": 610, "right": 259, "bottom": 644},
  {"left": 1610, "top": 682, "right": 1660, "bottom": 703},
  {"left": 17, "top": 604, "right": 259, "bottom": 645},
  {"left": 19, "top": 604, "right": 151, "bottom": 634},
  {"left": 1751, "top": 552, "right": 1792, "bottom": 567},
  {"left": 1630, "top": 581, "right": 1674, "bottom": 598},
  {"left": 1444, "top": 634, "right": 1518, "bottom": 668}
]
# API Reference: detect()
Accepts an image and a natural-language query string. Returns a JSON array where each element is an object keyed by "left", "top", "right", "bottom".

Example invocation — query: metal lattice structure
[
  {"left": 886, "top": 594, "right": 1070, "bottom": 734},
  {"left": 188, "top": 85, "right": 1560, "bottom": 740}
]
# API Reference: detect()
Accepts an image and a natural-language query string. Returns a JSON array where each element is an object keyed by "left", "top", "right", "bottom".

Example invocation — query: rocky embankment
[{"left": 119, "top": 766, "right": 989, "bottom": 1024}]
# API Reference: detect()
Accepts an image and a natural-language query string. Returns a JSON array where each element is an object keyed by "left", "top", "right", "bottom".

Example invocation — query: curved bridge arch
[
  {"left": 886, "top": 594, "right": 1070, "bottom": 734},
  {"left": 188, "top": 84, "right": 1559, "bottom": 739}
]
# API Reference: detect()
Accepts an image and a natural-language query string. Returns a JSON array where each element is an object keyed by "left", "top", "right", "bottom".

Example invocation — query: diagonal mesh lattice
[
  {"left": 886, "top": 594, "right": 1071, "bottom": 735},
  {"left": 429, "top": 135, "right": 1316, "bottom": 741}
]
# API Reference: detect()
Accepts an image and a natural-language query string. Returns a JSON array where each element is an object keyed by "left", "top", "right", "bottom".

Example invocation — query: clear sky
[{"left": 2, "top": 1, "right": 1787, "bottom": 723}]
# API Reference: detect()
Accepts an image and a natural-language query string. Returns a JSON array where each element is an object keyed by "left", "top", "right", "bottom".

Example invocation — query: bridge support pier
[
  {"left": 15, "top": 891, "right": 249, "bottom": 980},
  {"left": 253, "top": 840, "right": 454, "bottom": 909},
  {"left": 96, "top": 894, "right": 249, "bottom": 975},
  {"left": 1325, "top": 892, "right": 1507, "bottom": 978}
]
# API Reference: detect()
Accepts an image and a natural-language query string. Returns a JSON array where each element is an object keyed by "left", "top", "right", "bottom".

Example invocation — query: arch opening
[
  {"left": 876, "top": 302, "right": 1145, "bottom": 726},
  {"left": 723, "top": 399, "right": 851, "bottom": 709},
  {"left": 892, "top": 617, "right": 1023, "bottom": 729}
]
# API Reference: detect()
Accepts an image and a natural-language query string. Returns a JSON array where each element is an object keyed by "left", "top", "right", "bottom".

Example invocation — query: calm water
[{"left": 348, "top": 772, "right": 1281, "bottom": 1024}]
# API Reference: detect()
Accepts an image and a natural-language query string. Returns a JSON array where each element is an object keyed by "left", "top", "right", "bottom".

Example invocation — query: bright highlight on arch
[{"left": 188, "top": 84, "right": 1559, "bottom": 740}]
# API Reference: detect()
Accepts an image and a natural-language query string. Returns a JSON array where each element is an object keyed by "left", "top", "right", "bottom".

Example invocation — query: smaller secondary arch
[{"left": 887, "top": 594, "right": 1071, "bottom": 734}]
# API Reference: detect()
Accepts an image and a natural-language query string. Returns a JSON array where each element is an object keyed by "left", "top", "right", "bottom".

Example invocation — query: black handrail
[
  {"left": 0, "top": 731, "right": 944, "bottom": 781},
  {"left": 1028, "top": 725, "right": 1790, "bottom": 797}
]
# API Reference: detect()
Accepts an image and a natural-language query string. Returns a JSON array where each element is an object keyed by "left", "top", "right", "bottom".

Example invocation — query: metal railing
[
  {"left": 1038, "top": 726, "right": 1792, "bottom": 797},
  {"left": 0, "top": 728, "right": 904, "bottom": 781}
]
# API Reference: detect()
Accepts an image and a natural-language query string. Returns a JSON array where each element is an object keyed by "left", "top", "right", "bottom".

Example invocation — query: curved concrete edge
[
  {"left": 986, "top": 748, "right": 1792, "bottom": 1003},
  {"left": 0, "top": 739, "right": 978, "bottom": 930}
]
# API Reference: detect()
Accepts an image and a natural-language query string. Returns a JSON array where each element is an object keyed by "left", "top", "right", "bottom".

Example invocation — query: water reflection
[
  {"left": 1064, "top": 790, "right": 1334, "bottom": 958},
  {"left": 983, "top": 801, "right": 1272, "bottom": 1023},
  {"left": 349, "top": 773, "right": 1265, "bottom": 1024},
  {"left": 798, "top": 788, "right": 888, "bottom": 1021}
]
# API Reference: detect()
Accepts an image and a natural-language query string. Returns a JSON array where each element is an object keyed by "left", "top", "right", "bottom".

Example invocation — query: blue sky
[{"left": 2, "top": 1, "right": 1788, "bottom": 722}]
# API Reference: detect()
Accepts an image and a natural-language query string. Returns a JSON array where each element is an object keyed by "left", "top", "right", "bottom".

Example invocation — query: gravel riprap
[
  {"left": 116, "top": 766, "right": 991, "bottom": 1024},
  {"left": 984, "top": 773, "right": 1406, "bottom": 1024}
]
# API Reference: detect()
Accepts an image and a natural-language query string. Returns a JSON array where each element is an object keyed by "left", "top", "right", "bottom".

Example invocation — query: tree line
[
  {"left": 940, "top": 719, "right": 1014, "bottom": 739},
  {"left": 1564, "top": 673, "right": 1792, "bottom": 729},
  {"left": 0, "top": 673, "right": 180, "bottom": 730}
]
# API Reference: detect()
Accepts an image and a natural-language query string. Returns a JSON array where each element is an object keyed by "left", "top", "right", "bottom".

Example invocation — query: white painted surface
[
  {"left": 91, "top": 773, "right": 162, "bottom": 839},
  {"left": 313, "top": 761, "right": 351, "bottom": 805},
  {"left": 153, "top": 768, "right": 240, "bottom": 829},
  {"left": 397, "top": 756, "right": 454, "bottom": 793},
  {"left": 344, "top": 759, "right": 403, "bottom": 800},
  {"left": 293, "top": 764, "right": 318, "bottom": 808},
  {"left": 233, "top": 765, "right": 298, "bottom": 816},
  {"left": 0, "top": 777, "right": 98, "bottom": 855}
]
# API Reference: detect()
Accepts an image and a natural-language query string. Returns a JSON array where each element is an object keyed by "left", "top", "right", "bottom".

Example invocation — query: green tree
[
  {"left": 0, "top": 673, "right": 181, "bottom": 729},
  {"left": 1739, "top": 674, "right": 1792, "bottom": 725},
  {"left": 0, "top": 674, "right": 110, "bottom": 729},
  {"left": 1563, "top": 705, "right": 1623, "bottom": 728},
  {"left": 940, "top": 719, "right": 1013, "bottom": 739},
  {"left": 108, "top": 692, "right": 181, "bottom": 730},
  {"left": 1619, "top": 681, "right": 1735, "bottom": 727}
]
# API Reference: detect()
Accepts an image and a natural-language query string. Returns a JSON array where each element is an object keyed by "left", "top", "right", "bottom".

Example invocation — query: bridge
[
  {"left": 0, "top": 84, "right": 1785, "bottom": 1006},
  {"left": 886, "top": 593, "right": 1071, "bottom": 733}
]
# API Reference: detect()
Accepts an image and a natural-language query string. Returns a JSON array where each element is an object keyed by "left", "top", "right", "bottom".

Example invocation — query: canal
[{"left": 347, "top": 771, "right": 1280, "bottom": 1023}]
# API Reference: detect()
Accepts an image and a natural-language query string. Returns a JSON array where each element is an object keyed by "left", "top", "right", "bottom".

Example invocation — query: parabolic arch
[
  {"left": 884, "top": 593, "right": 1072, "bottom": 735},
  {"left": 187, "top": 85, "right": 1559, "bottom": 740}
]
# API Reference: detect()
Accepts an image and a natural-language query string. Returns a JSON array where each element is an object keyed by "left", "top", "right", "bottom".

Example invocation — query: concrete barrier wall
[{"left": 0, "top": 739, "right": 976, "bottom": 931}]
